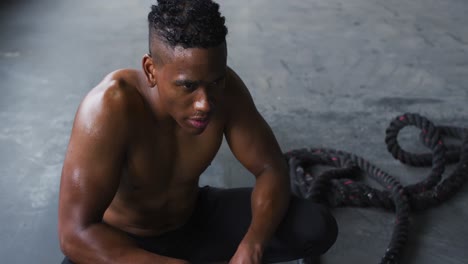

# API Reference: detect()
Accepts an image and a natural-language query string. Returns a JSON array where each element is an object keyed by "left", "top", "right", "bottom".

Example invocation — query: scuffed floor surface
[{"left": 0, "top": 0, "right": 467, "bottom": 263}]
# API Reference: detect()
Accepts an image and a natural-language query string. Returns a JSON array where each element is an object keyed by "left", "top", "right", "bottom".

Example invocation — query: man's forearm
[
  {"left": 61, "top": 222, "right": 187, "bottom": 264},
  {"left": 243, "top": 166, "right": 291, "bottom": 250}
]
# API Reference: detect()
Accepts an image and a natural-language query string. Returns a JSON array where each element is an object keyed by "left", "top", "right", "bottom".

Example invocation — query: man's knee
[
  {"left": 304, "top": 204, "right": 338, "bottom": 255},
  {"left": 280, "top": 199, "right": 338, "bottom": 256}
]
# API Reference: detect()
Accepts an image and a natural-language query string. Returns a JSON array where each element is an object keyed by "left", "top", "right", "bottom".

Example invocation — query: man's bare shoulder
[
  {"left": 72, "top": 69, "right": 145, "bottom": 136},
  {"left": 78, "top": 69, "right": 143, "bottom": 119},
  {"left": 225, "top": 66, "right": 255, "bottom": 109},
  {"left": 225, "top": 66, "right": 247, "bottom": 95}
]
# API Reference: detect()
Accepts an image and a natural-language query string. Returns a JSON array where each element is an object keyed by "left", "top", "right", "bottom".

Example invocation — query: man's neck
[{"left": 135, "top": 70, "right": 176, "bottom": 128}]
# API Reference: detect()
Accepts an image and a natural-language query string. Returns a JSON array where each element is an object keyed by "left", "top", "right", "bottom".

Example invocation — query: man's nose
[{"left": 194, "top": 88, "right": 214, "bottom": 113}]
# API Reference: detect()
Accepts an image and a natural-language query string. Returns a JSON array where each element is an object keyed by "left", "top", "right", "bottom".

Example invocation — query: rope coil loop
[{"left": 286, "top": 113, "right": 468, "bottom": 264}]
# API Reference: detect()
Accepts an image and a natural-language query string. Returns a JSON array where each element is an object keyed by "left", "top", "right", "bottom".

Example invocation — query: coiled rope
[{"left": 285, "top": 113, "right": 468, "bottom": 264}]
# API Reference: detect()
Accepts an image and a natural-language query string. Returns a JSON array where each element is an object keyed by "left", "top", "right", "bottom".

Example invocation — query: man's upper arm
[
  {"left": 224, "top": 68, "right": 287, "bottom": 178},
  {"left": 58, "top": 84, "right": 129, "bottom": 233}
]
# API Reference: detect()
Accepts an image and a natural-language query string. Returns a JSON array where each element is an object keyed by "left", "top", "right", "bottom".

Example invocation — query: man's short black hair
[{"left": 148, "top": 0, "right": 228, "bottom": 50}]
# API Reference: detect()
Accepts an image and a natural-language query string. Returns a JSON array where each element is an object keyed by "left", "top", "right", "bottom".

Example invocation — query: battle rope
[{"left": 285, "top": 113, "right": 468, "bottom": 264}]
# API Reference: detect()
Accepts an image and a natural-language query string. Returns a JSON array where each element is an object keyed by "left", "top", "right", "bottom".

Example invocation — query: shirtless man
[{"left": 58, "top": 1, "right": 338, "bottom": 263}]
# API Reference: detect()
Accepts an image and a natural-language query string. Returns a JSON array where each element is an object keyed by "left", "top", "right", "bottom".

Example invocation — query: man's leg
[
  {"left": 263, "top": 197, "right": 338, "bottom": 262},
  {"left": 60, "top": 187, "right": 338, "bottom": 263},
  {"left": 182, "top": 187, "right": 338, "bottom": 263}
]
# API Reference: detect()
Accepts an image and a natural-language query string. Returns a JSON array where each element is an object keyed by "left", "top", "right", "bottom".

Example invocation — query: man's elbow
[
  {"left": 59, "top": 223, "right": 88, "bottom": 262},
  {"left": 271, "top": 163, "right": 291, "bottom": 191},
  {"left": 59, "top": 227, "right": 77, "bottom": 258}
]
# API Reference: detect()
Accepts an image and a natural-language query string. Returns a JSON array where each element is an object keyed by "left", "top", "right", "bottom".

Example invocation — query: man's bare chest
[{"left": 121, "top": 121, "right": 225, "bottom": 192}]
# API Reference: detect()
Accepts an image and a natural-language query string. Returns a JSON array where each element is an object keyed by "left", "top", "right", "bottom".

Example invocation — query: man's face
[{"left": 146, "top": 42, "right": 227, "bottom": 135}]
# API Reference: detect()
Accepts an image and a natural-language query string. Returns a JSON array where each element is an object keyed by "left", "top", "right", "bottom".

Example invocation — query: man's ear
[{"left": 142, "top": 54, "right": 157, "bottom": 88}]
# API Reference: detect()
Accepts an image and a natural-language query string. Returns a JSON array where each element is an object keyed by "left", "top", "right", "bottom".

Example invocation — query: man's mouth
[{"left": 187, "top": 117, "right": 210, "bottom": 129}]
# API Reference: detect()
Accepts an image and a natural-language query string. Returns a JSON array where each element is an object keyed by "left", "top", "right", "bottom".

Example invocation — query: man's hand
[{"left": 229, "top": 241, "right": 263, "bottom": 264}]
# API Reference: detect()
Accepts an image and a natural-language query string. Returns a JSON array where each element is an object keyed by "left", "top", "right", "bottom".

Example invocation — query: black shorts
[{"left": 62, "top": 186, "right": 338, "bottom": 263}]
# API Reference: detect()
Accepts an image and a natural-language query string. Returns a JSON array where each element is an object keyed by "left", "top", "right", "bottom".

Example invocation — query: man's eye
[{"left": 183, "top": 83, "right": 197, "bottom": 91}]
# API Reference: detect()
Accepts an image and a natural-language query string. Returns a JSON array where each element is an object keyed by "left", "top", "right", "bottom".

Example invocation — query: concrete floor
[{"left": 1, "top": 0, "right": 467, "bottom": 263}]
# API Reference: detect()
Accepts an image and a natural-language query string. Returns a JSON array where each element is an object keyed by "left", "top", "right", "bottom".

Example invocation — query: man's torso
[{"left": 96, "top": 69, "right": 228, "bottom": 236}]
